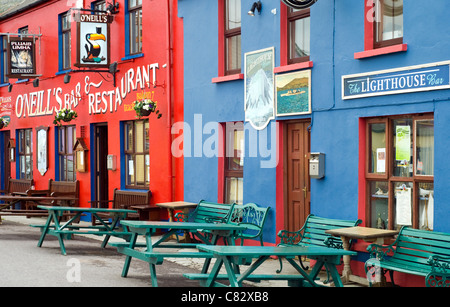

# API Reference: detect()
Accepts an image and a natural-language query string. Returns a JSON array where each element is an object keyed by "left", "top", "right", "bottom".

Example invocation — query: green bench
[
  {"left": 365, "top": 226, "right": 450, "bottom": 287},
  {"left": 174, "top": 200, "right": 235, "bottom": 242},
  {"left": 277, "top": 214, "right": 362, "bottom": 275},
  {"left": 174, "top": 200, "right": 235, "bottom": 223},
  {"left": 226, "top": 202, "right": 270, "bottom": 246}
]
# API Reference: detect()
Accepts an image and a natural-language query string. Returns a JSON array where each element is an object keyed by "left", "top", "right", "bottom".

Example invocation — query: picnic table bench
[
  {"left": 365, "top": 226, "right": 450, "bottom": 287},
  {"left": 31, "top": 205, "right": 137, "bottom": 255},
  {"left": 184, "top": 245, "right": 357, "bottom": 287},
  {"left": 111, "top": 220, "right": 246, "bottom": 287},
  {"left": 277, "top": 214, "right": 362, "bottom": 275}
]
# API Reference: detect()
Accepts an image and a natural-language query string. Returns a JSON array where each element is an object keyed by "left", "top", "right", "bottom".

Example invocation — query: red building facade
[{"left": 0, "top": 0, "right": 184, "bottom": 216}]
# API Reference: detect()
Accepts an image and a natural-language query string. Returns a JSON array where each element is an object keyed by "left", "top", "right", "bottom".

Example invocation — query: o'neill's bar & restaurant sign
[{"left": 342, "top": 61, "right": 450, "bottom": 100}]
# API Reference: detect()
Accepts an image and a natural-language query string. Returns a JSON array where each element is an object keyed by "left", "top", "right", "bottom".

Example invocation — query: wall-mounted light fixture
[
  {"left": 33, "top": 78, "right": 39, "bottom": 88},
  {"left": 8, "top": 84, "right": 13, "bottom": 92},
  {"left": 106, "top": 1, "right": 120, "bottom": 14},
  {"left": 64, "top": 72, "right": 71, "bottom": 84},
  {"left": 248, "top": 1, "right": 262, "bottom": 16}
]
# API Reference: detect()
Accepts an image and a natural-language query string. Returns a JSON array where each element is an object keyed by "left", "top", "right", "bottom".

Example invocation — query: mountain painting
[
  {"left": 276, "top": 70, "right": 311, "bottom": 116},
  {"left": 245, "top": 47, "right": 275, "bottom": 130}
]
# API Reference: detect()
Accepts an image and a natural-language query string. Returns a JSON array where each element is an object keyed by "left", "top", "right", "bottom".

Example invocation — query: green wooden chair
[{"left": 226, "top": 203, "right": 270, "bottom": 246}]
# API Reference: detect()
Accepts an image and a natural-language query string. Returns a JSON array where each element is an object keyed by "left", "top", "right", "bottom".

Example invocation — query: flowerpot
[{"left": 140, "top": 109, "right": 151, "bottom": 117}]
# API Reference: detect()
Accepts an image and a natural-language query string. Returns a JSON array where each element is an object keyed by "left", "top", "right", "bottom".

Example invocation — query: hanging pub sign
[
  {"left": 7, "top": 37, "right": 37, "bottom": 78},
  {"left": 74, "top": 13, "right": 111, "bottom": 68}
]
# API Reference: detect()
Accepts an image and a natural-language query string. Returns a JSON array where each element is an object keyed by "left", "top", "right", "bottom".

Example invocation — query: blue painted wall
[{"left": 179, "top": 0, "right": 450, "bottom": 240}]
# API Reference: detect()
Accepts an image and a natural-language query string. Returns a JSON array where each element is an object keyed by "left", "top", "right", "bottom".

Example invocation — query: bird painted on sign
[{"left": 83, "top": 27, "right": 106, "bottom": 63}]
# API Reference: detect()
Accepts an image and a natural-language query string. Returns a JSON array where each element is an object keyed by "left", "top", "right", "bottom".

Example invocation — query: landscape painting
[{"left": 276, "top": 70, "right": 311, "bottom": 116}]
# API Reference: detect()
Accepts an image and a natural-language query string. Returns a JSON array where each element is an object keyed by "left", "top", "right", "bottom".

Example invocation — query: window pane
[
  {"left": 415, "top": 120, "right": 434, "bottom": 176},
  {"left": 290, "top": 16, "right": 310, "bottom": 59},
  {"left": 130, "top": 9, "right": 142, "bottom": 54},
  {"left": 419, "top": 182, "right": 434, "bottom": 230},
  {"left": 226, "top": 128, "right": 244, "bottom": 171},
  {"left": 368, "top": 123, "right": 386, "bottom": 174},
  {"left": 135, "top": 121, "right": 144, "bottom": 152},
  {"left": 25, "top": 130, "right": 32, "bottom": 154},
  {"left": 393, "top": 118, "right": 412, "bottom": 177},
  {"left": 125, "top": 123, "right": 133, "bottom": 151},
  {"left": 226, "top": 0, "right": 241, "bottom": 30},
  {"left": 226, "top": 34, "right": 241, "bottom": 71},
  {"left": 225, "top": 177, "right": 243, "bottom": 205},
  {"left": 370, "top": 181, "right": 389, "bottom": 229},
  {"left": 136, "top": 154, "right": 145, "bottom": 185},
  {"left": 375, "top": 0, "right": 403, "bottom": 42},
  {"left": 394, "top": 182, "right": 413, "bottom": 229},
  {"left": 126, "top": 154, "right": 134, "bottom": 185}
]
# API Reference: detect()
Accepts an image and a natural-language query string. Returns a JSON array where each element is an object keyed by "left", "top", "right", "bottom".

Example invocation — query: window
[
  {"left": 58, "top": 126, "right": 76, "bottom": 181},
  {"left": 224, "top": 122, "right": 244, "bottom": 204},
  {"left": 366, "top": 114, "right": 434, "bottom": 231},
  {"left": 59, "top": 12, "right": 71, "bottom": 71},
  {"left": 373, "top": 0, "right": 403, "bottom": 48},
  {"left": 287, "top": 8, "right": 310, "bottom": 64},
  {"left": 18, "top": 129, "right": 33, "bottom": 180},
  {"left": 224, "top": 0, "right": 241, "bottom": 75},
  {"left": 1, "top": 36, "right": 8, "bottom": 84},
  {"left": 124, "top": 120, "right": 149, "bottom": 188},
  {"left": 128, "top": 0, "right": 143, "bottom": 55},
  {"left": 93, "top": 0, "right": 106, "bottom": 12}
]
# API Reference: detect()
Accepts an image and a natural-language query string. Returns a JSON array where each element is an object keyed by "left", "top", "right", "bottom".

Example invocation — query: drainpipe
[{"left": 166, "top": 0, "right": 174, "bottom": 202}]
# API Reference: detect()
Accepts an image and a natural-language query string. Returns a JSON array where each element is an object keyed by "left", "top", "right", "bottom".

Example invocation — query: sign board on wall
[
  {"left": 75, "top": 14, "right": 111, "bottom": 68},
  {"left": 342, "top": 61, "right": 450, "bottom": 100},
  {"left": 7, "top": 37, "right": 37, "bottom": 78}
]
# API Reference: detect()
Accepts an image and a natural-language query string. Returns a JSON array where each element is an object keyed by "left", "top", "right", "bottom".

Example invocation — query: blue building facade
[{"left": 178, "top": 0, "right": 448, "bottom": 281}]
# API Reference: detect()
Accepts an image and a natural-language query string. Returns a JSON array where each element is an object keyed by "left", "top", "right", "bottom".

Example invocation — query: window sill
[
  {"left": 274, "top": 61, "right": 313, "bottom": 74},
  {"left": 212, "top": 73, "right": 244, "bottom": 83},
  {"left": 121, "top": 53, "right": 144, "bottom": 61},
  {"left": 354, "top": 44, "right": 408, "bottom": 60}
]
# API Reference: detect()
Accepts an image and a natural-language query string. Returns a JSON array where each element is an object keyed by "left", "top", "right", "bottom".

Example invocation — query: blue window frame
[{"left": 58, "top": 11, "right": 72, "bottom": 72}]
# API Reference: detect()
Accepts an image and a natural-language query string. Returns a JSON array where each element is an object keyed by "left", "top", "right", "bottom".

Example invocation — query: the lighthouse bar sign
[{"left": 342, "top": 61, "right": 450, "bottom": 100}]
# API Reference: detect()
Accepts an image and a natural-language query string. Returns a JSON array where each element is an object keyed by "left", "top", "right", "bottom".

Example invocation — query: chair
[{"left": 226, "top": 203, "right": 270, "bottom": 246}]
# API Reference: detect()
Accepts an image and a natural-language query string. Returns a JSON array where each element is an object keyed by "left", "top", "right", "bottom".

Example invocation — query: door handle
[{"left": 302, "top": 187, "right": 307, "bottom": 199}]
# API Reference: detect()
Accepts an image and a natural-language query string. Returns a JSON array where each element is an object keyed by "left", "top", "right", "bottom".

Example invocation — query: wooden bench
[
  {"left": 90, "top": 188, "right": 156, "bottom": 221},
  {"left": 0, "top": 178, "right": 33, "bottom": 196},
  {"left": 226, "top": 202, "right": 270, "bottom": 246},
  {"left": 26, "top": 179, "right": 79, "bottom": 208},
  {"left": 277, "top": 214, "right": 362, "bottom": 276},
  {"left": 365, "top": 226, "right": 450, "bottom": 287}
]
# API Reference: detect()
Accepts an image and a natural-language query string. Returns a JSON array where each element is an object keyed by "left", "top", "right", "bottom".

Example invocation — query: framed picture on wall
[
  {"left": 276, "top": 70, "right": 311, "bottom": 116},
  {"left": 244, "top": 47, "right": 275, "bottom": 130},
  {"left": 36, "top": 126, "right": 48, "bottom": 176}
]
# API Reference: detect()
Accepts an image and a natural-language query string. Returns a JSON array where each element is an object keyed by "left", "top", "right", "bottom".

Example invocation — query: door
[
  {"left": 1, "top": 131, "right": 11, "bottom": 191},
  {"left": 94, "top": 124, "right": 109, "bottom": 206},
  {"left": 285, "top": 121, "right": 310, "bottom": 232}
]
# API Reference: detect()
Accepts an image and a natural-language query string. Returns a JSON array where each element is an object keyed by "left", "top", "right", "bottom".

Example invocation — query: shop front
[{"left": 0, "top": 0, "right": 184, "bottom": 219}]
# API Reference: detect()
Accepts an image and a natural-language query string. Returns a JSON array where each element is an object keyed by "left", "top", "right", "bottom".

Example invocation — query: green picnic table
[
  {"left": 112, "top": 220, "right": 246, "bottom": 287},
  {"left": 186, "top": 245, "right": 357, "bottom": 287},
  {"left": 34, "top": 205, "right": 137, "bottom": 255}
]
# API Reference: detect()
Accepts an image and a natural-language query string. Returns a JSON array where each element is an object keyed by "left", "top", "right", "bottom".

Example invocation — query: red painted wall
[{"left": 0, "top": 0, "right": 184, "bottom": 210}]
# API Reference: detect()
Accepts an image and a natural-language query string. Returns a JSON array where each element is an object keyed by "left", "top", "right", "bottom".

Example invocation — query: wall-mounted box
[
  {"left": 310, "top": 152, "right": 325, "bottom": 179},
  {"left": 107, "top": 154, "right": 116, "bottom": 171}
]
